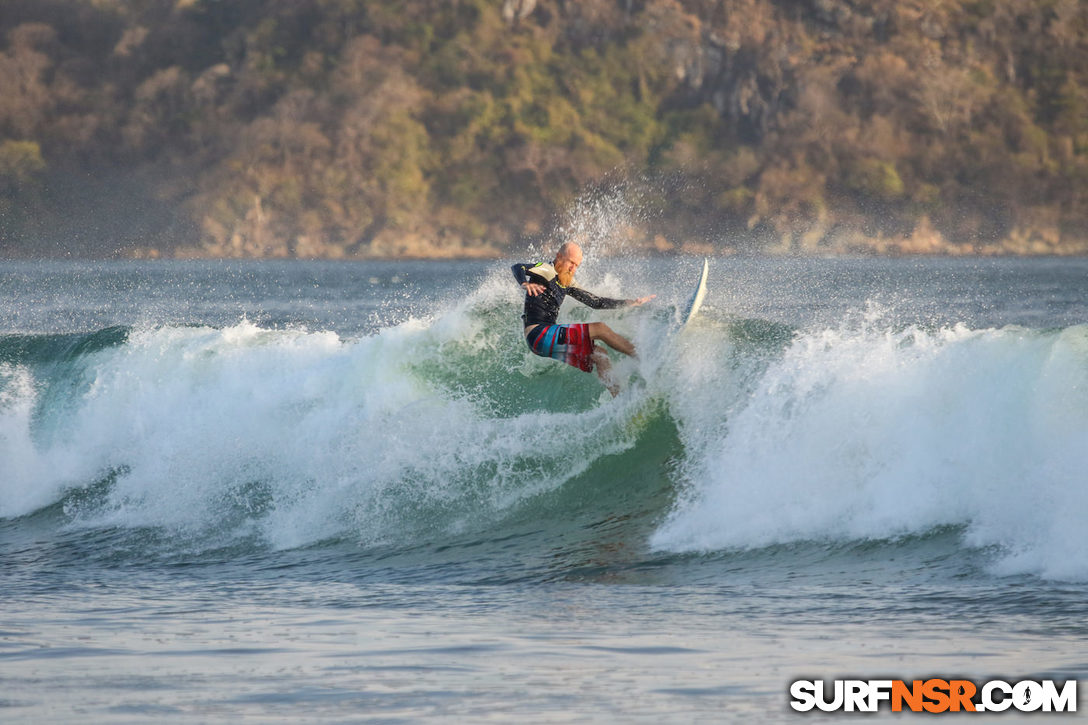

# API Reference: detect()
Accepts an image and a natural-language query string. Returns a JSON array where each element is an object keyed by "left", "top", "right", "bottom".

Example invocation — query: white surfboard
[{"left": 680, "top": 258, "right": 709, "bottom": 329}]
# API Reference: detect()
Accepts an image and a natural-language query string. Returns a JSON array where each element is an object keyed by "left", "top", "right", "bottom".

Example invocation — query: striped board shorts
[{"left": 525, "top": 323, "right": 595, "bottom": 372}]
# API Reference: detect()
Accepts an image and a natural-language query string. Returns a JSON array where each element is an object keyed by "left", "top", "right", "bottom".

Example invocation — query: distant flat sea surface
[{"left": 2, "top": 256, "right": 1086, "bottom": 722}]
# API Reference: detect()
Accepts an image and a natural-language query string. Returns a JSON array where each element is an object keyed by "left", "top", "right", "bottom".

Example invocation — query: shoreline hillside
[{"left": 1, "top": 0, "right": 1086, "bottom": 259}]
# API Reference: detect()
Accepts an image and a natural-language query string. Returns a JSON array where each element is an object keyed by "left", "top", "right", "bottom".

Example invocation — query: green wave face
[{"left": 3, "top": 291, "right": 1087, "bottom": 583}]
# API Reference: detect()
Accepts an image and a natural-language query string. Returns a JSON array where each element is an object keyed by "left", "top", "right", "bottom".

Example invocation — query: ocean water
[{"left": 1, "top": 256, "right": 1086, "bottom": 722}]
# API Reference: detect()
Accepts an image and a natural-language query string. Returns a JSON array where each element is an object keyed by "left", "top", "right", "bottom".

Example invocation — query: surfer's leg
[
  {"left": 591, "top": 346, "right": 620, "bottom": 397},
  {"left": 587, "top": 322, "right": 636, "bottom": 357}
]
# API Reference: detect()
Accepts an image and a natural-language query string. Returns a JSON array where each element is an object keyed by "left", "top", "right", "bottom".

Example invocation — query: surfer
[{"left": 513, "top": 242, "right": 654, "bottom": 395}]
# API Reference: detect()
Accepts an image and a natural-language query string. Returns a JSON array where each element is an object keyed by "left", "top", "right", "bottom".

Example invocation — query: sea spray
[
  {"left": 4, "top": 259, "right": 1088, "bottom": 584},
  {"left": 0, "top": 363, "right": 49, "bottom": 514}
]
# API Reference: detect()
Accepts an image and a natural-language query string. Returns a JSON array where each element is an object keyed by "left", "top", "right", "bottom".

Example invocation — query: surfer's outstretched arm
[{"left": 567, "top": 286, "right": 656, "bottom": 310}]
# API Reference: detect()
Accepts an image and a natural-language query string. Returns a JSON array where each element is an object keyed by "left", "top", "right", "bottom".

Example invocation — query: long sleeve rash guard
[{"left": 512, "top": 262, "right": 629, "bottom": 328}]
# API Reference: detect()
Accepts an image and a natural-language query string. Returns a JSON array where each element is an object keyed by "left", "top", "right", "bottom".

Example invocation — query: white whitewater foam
[
  {"left": 652, "top": 321, "right": 1088, "bottom": 582},
  {"left": 0, "top": 295, "right": 646, "bottom": 551}
]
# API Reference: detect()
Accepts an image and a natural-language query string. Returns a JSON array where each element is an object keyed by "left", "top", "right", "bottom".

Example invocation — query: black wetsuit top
[{"left": 512, "top": 262, "right": 629, "bottom": 328}]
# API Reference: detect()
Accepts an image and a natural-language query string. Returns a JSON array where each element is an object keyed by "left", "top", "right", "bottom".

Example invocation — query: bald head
[
  {"left": 553, "top": 242, "right": 582, "bottom": 286},
  {"left": 556, "top": 241, "right": 582, "bottom": 263}
]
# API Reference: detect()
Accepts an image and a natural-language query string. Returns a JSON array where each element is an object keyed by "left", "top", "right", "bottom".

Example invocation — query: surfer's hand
[
  {"left": 629, "top": 295, "right": 656, "bottom": 306},
  {"left": 522, "top": 282, "right": 545, "bottom": 296}
]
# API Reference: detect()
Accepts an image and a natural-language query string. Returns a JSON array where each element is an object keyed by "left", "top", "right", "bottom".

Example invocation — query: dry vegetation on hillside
[{"left": 1, "top": 0, "right": 1086, "bottom": 257}]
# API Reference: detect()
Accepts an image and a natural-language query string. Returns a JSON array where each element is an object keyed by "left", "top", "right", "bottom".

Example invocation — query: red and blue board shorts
[{"left": 525, "top": 323, "right": 595, "bottom": 372}]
